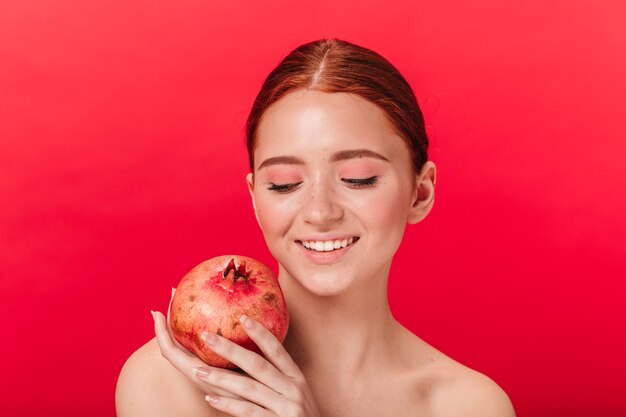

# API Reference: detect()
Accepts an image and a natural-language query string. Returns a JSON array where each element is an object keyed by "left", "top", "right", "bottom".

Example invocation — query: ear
[
  {"left": 407, "top": 161, "right": 437, "bottom": 225},
  {"left": 246, "top": 172, "right": 262, "bottom": 228}
]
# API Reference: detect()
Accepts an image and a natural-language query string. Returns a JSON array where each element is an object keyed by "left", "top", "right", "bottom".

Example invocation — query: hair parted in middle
[{"left": 245, "top": 38, "right": 429, "bottom": 175}]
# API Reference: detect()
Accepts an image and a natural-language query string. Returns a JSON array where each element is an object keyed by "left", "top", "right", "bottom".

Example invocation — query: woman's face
[{"left": 246, "top": 89, "right": 435, "bottom": 296}]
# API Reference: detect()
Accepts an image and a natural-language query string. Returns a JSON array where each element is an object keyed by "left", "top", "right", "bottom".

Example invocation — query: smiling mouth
[{"left": 296, "top": 237, "right": 360, "bottom": 252}]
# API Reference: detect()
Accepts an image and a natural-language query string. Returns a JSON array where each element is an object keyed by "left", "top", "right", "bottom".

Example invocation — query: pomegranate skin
[{"left": 169, "top": 255, "right": 289, "bottom": 369}]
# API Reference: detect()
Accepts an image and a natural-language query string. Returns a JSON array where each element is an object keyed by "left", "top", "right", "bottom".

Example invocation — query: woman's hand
[
  {"left": 152, "top": 288, "right": 247, "bottom": 401},
  {"left": 153, "top": 289, "right": 323, "bottom": 417}
]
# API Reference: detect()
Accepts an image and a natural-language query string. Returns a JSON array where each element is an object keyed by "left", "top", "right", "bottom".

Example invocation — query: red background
[{"left": 1, "top": 1, "right": 625, "bottom": 416}]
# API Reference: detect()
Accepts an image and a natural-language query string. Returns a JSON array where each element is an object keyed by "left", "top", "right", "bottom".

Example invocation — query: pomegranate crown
[{"left": 222, "top": 258, "right": 251, "bottom": 283}]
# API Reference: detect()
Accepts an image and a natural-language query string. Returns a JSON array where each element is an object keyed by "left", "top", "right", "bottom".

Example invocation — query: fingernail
[
  {"left": 240, "top": 315, "right": 252, "bottom": 329},
  {"left": 150, "top": 310, "right": 155, "bottom": 321},
  {"left": 193, "top": 366, "right": 210, "bottom": 380},
  {"left": 205, "top": 394, "right": 220, "bottom": 404},
  {"left": 201, "top": 332, "right": 219, "bottom": 346}
]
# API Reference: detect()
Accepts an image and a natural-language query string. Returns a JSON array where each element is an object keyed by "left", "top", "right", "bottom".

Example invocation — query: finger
[
  {"left": 240, "top": 315, "right": 304, "bottom": 381},
  {"left": 194, "top": 366, "right": 282, "bottom": 412},
  {"left": 204, "top": 394, "right": 275, "bottom": 417},
  {"left": 200, "top": 330, "right": 295, "bottom": 400},
  {"left": 152, "top": 310, "right": 246, "bottom": 400}
]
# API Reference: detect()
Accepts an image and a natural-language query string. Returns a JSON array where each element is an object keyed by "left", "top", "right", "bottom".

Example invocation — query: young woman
[{"left": 116, "top": 38, "right": 516, "bottom": 417}]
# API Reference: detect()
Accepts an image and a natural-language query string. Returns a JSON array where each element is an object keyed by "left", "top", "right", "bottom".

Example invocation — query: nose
[{"left": 301, "top": 179, "right": 344, "bottom": 226}]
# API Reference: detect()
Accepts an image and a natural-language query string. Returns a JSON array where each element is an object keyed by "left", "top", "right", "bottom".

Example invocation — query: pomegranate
[{"left": 169, "top": 255, "right": 289, "bottom": 369}]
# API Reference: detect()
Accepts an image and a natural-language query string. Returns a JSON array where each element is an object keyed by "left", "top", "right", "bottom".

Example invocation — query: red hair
[{"left": 245, "top": 38, "right": 429, "bottom": 174}]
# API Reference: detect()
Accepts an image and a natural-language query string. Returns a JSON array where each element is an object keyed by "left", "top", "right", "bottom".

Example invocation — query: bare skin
[{"left": 116, "top": 90, "right": 516, "bottom": 417}]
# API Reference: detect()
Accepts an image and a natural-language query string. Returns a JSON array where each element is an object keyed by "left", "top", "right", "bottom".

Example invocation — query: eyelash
[{"left": 267, "top": 176, "right": 379, "bottom": 194}]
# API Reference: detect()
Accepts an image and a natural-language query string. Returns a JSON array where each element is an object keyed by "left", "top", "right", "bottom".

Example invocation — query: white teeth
[{"left": 301, "top": 237, "right": 357, "bottom": 252}]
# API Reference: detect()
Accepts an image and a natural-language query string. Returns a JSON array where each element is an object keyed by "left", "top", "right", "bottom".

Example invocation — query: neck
[{"left": 279, "top": 262, "right": 401, "bottom": 386}]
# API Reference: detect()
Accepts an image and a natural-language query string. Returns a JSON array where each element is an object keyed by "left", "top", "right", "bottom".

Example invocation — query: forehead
[{"left": 254, "top": 90, "right": 408, "bottom": 161}]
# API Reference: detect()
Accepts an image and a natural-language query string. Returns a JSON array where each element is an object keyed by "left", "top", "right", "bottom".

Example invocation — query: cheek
[
  {"left": 254, "top": 193, "right": 296, "bottom": 235},
  {"left": 358, "top": 183, "right": 408, "bottom": 227},
  {"left": 351, "top": 182, "right": 409, "bottom": 252}
]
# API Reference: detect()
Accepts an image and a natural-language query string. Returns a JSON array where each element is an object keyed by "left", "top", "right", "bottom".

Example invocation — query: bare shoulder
[
  {"left": 115, "top": 337, "right": 216, "bottom": 417},
  {"left": 390, "top": 323, "right": 515, "bottom": 417},
  {"left": 428, "top": 356, "right": 516, "bottom": 417}
]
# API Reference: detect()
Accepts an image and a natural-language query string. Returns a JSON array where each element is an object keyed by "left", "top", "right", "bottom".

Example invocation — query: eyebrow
[{"left": 257, "top": 149, "right": 389, "bottom": 170}]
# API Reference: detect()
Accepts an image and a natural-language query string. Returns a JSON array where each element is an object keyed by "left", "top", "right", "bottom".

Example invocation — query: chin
[
  {"left": 299, "top": 272, "right": 354, "bottom": 297},
  {"left": 278, "top": 262, "right": 355, "bottom": 297}
]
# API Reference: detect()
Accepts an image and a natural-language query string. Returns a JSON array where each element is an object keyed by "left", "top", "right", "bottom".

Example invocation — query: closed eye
[
  {"left": 266, "top": 176, "right": 378, "bottom": 194},
  {"left": 267, "top": 182, "right": 302, "bottom": 193},
  {"left": 342, "top": 176, "right": 378, "bottom": 188}
]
